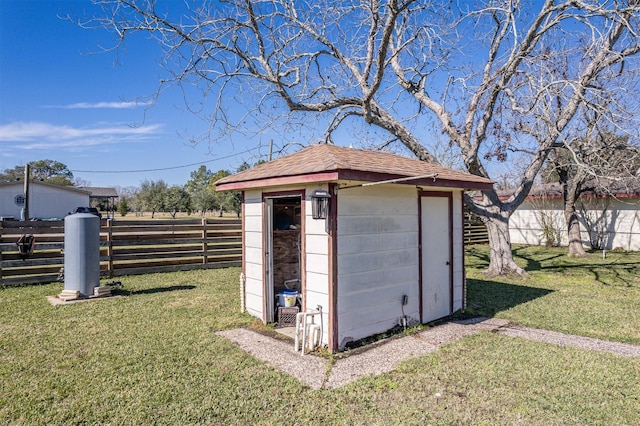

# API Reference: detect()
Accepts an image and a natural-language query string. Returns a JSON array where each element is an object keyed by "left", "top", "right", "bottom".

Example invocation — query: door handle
[{"left": 446, "top": 261, "right": 450, "bottom": 265}]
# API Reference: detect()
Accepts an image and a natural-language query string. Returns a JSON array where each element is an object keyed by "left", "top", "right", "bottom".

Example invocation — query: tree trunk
[
  {"left": 564, "top": 196, "right": 589, "bottom": 257},
  {"left": 484, "top": 213, "right": 526, "bottom": 276},
  {"left": 561, "top": 172, "right": 590, "bottom": 258}
]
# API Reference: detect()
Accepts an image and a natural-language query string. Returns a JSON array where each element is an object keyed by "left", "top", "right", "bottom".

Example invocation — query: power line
[{"left": 70, "top": 148, "right": 258, "bottom": 174}]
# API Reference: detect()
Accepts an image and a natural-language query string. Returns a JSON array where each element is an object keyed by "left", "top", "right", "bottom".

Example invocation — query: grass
[
  {"left": 1, "top": 246, "right": 639, "bottom": 424},
  {"left": 466, "top": 244, "right": 640, "bottom": 344}
]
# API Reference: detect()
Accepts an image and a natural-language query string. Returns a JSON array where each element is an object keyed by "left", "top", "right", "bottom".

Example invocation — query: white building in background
[
  {"left": 507, "top": 183, "right": 640, "bottom": 251},
  {"left": 0, "top": 181, "right": 90, "bottom": 220}
]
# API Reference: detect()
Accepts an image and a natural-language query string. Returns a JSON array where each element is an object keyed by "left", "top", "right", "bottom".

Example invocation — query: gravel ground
[
  {"left": 216, "top": 328, "right": 327, "bottom": 389},
  {"left": 216, "top": 318, "right": 640, "bottom": 390},
  {"left": 496, "top": 325, "right": 640, "bottom": 357}
]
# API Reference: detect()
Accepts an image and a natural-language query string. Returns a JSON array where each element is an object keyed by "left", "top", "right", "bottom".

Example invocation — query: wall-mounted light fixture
[{"left": 311, "top": 189, "right": 331, "bottom": 219}]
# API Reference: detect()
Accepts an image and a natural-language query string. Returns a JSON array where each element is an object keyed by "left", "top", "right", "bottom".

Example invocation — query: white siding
[
  {"left": 509, "top": 201, "right": 562, "bottom": 246},
  {"left": 304, "top": 185, "right": 331, "bottom": 345},
  {"left": 0, "top": 182, "right": 89, "bottom": 219},
  {"left": 243, "top": 190, "right": 264, "bottom": 319},
  {"left": 336, "top": 185, "right": 419, "bottom": 350},
  {"left": 240, "top": 185, "right": 331, "bottom": 344},
  {"left": 510, "top": 198, "right": 640, "bottom": 251}
]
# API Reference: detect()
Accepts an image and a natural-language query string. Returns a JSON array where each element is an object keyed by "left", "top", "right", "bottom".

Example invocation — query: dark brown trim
[
  {"left": 241, "top": 190, "right": 246, "bottom": 277},
  {"left": 333, "top": 169, "right": 493, "bottom": 190},
  {"left": 328, "top": 183, "right": 339, "bottom": 353},
  {"left": 448, "top": 194, "right": 454, "bottom": 313},
  {"left": 461, "top": 192, "right": 467, "bottom": 311},
  {"left": 217, "top": 172, "right": 340, "bottom": 191},
  {"left": 418, "top": 190, "right": 455, "bottom": 320},
  {"left": 262, "top": 189, "right": 307, "bottom": 199},
  {"left": 218, "top": 170, "right": 493, "bottom": 192},
  {"left": 260, "top": 195, "right": 267, "bottom": 323},
  {"left": 301, "top": 190, "right": 307, "bottom": 313},
  {"left": 239, "top": 191, "right": 246, "bottom": 314},
  {"left": 417, "top": 191, "right": 424, "bottom": 322}
]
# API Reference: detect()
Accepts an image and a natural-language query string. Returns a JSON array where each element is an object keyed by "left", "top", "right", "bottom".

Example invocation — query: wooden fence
[
  {"left": 464, "top": 212, "right": 490, "bottom": 245},
  {"left": 0, "top": 218, "right": 242, "bottom": 286},
  {"left": 1, "top": 214, "right": 488, "bottom": 286}
]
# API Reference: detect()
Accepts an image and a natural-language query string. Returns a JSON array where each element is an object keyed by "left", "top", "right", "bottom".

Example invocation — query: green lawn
[
  {"left": 466, "top": 245, "right": 640, "bottom": 344},
  {"left": 1, "top": 246, "right": 639, "bottom": 425}
]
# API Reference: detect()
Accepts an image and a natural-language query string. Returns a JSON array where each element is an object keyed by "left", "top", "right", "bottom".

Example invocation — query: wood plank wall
[
  {"left": 464, "top": 212, "right": 489, "bottom": 245},
  {"left": 1, "top": 214, "right": 486, "bottom": 286},
  {"left": 0, "top": 218, "right": 241, "bottom": 286}
]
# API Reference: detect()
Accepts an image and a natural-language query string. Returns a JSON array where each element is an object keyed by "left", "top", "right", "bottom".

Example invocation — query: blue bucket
[{"left": 277, "top": 290, "right": 298, "bottom": 307}]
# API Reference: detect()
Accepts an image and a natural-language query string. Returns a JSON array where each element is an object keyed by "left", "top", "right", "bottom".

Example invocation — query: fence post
[
  {"left": 202, "top": 218, "right": 208, "bottom": 265},
  {"left": 0, "top": 221, "right": 3, "bottom": 285},
  {"left": 106, "top": 219, "right": 114, "bottom": 277}
]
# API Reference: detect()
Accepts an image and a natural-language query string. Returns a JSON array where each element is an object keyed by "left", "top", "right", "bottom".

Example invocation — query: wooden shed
[{"left": 216, "top": 144, "right": 493, "bottom": 352}]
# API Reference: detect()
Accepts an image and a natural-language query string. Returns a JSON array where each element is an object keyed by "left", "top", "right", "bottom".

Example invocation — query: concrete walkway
[{"left": 216, "top": 317, "right": 640, "bottom": 390}]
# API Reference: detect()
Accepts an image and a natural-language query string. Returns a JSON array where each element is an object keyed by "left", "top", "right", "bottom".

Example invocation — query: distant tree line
[
  {"left": 0, "top": 160, "right": 76, "bottom": 186},
  {"left": 117, "top": 164, "right": 245, "bottom": 218},
  {"left": 0, "top": 160, "right": 246, "bottom": 218}
]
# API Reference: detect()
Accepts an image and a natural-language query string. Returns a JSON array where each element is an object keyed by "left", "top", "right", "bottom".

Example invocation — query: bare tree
[
  {"left": 543, "top": 110, "right": 640, "bottom": 256},
  {"left": 78, "top": 0, "right": 640, "bottom": 275},
  {"left": 526, "top": 188, "right": 565, "bottom": 247},
  {"left": 577, "top": 196, "right": 616, "bottom": 249},
  {"left": 547, "top": 146, "right": 593, "bottom": 256}
]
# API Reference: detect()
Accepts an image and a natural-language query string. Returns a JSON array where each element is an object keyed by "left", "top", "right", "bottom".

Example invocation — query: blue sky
[
  {"left": 0, "top": 1, "right": 532, "bottom": 191},
  {"left": 0, "top": 0, "right": 271, "bottom": 188}
]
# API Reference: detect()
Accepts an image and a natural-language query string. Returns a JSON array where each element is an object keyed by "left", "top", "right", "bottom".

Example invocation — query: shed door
[
  {"left": 420, "top": 194, "right": 452, "bottom": 323},
  {"left": 263, "top": 193, "right": 303, "bottom": 324}
]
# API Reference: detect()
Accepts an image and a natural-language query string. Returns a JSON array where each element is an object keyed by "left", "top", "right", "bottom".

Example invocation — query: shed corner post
[
  {"left": 461, "top": 192, "right": 467, "bottom": 313},
  {"left": 328, "top": 182, "right": 339, "bottom": 353},
  {"left": 106, "top": 218, "right": 114, "bottom": 278}
]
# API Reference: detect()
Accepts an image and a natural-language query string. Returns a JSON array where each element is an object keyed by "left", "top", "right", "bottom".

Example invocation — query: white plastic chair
[{"left": 294, "top": 306, "right": 323, "bottom": 355}]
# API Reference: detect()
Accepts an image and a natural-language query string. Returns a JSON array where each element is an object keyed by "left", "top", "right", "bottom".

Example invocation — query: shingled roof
[{"left": 216, "top": 144, "right": 493, "bottom": 191}]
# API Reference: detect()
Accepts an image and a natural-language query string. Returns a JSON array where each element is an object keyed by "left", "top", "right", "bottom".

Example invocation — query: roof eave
[
  {"left": 216, "top": 169, "right": 493, "bottom": 192},
  {"left": 216, "top": 171, "right": 340, "bottom": 191},
  {"left": 0, "top": 180, "right": 92, "bottom": 195},
  {"left": 335, "top": 170, "right": 493, "bottom": 191},
  {"left": 431, "top": 181, "right": 494, "bottom": 191}
]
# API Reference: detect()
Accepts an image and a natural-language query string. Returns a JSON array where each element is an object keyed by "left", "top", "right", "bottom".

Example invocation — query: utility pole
[
  {"left": 23, "top": 164, "right": 30, "bottom": 221},
  {"left": 268, "top": 139, "right": 273, "bottom": 161}
]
